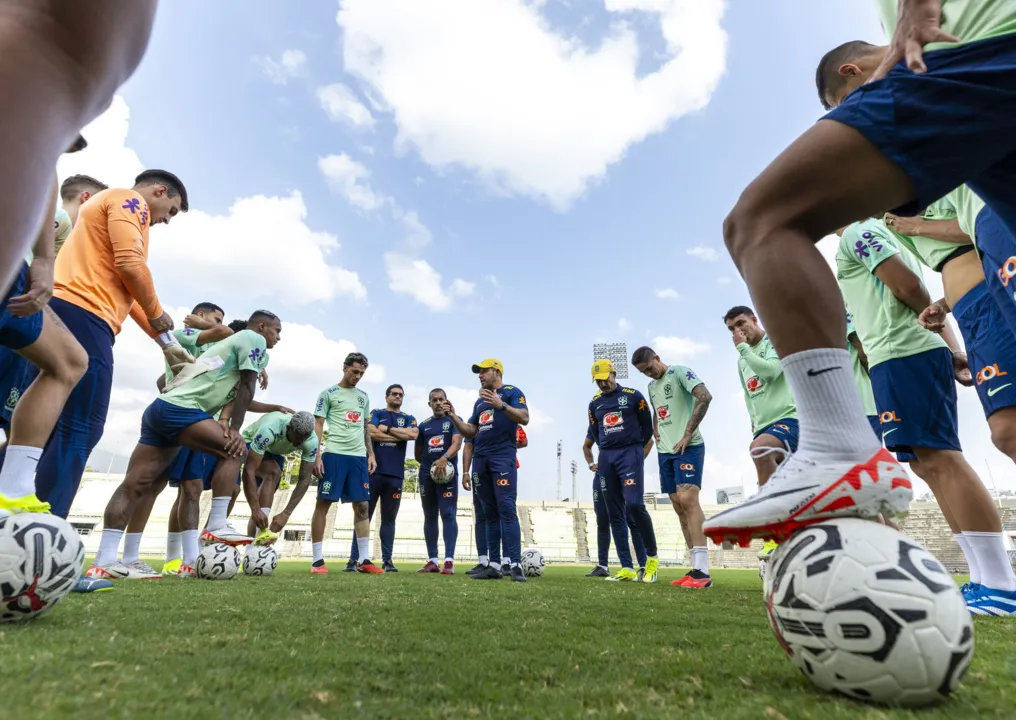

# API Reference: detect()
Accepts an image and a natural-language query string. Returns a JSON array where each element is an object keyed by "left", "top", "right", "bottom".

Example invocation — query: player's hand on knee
[
  {"left": 9, "top": 257, "right": 54, "bottom": 317},
  {"left": 224, "top": 428, "right": 246, "bottom": 456}
]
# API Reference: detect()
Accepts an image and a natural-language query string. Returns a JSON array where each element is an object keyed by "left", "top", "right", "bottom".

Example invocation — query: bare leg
[
  {"left": 124, "top": 474, "right": 167, "bottom": 533},
  {"left": 913, "top": 449, "right": 1000, "bottom": 533},
  {"left": 749, "top": 435, "right": 784, "bottom": 487},
  {"left": 178, "top": 480, "right": 202, "bottom": 530},
  {"left": 988, "top": 408, "right": 1016, "bottom": 464},
  {"left": 311, "top": 499, "right": 329, "bottom": 543},
  {"left": 167, "top": 491, "right": 181, "bottom": 533},
  {"left": 353, "top": 500, "right": 370, "bottom": 541},
  {"left": 677, "top": 486, "right": 707, "bottom": 547},
  {"left": 102, "top": 444, "right": 178, "bottom": 530},
  {"left": 669, "top": 494, "right": 692, "bottom": 549}
]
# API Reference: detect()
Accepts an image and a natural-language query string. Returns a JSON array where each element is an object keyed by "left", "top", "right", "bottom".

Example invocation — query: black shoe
[
  {"left": 466, "top": 563, "right": 486, "bottom": 576},
  {"left": 501, "top": 562, "right": 511, "bottom": 575},
  {"left": 510, "top": 565, "right": 527, "bottom": 583},
  {"left": 383, "top": 561, "right": 398, "bottom": 573},
  {"left": 585, "top": 566, "right": 609, "bottom": 578},
  {"left": 470, "top": 565, "right": 503, "bottom": 580},
  {"left": 343, "top": 560, "right": 357, "bottom": 573}
]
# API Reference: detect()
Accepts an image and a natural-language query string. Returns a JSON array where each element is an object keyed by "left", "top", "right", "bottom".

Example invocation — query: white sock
[
  {"left": 955, "top": 533, "right": 980, "bottom": 585},
  {"left": 479, "top": 554, "right": 488, "bottom": 567},
  {"left": 207, "top": 496, "right": 229, "bottom": 529},
  {"left": 964, "top": 531, "right": 1016, "bottom": 591},
  {"left": 312, "top": 542, "right": 324, "bottom": 563},
  {"left": 430, "top": 557, "right": 439, "bottom": 564},
  {"left": 356, "top": 536, "right": 370, "bottom": 563},
  {"left": 166, "top": 532, "right": 182, "bottom": 562},
  {"left": 121, "top": 532, "right": 142, "bottom": 564},
  {"left": 0, "top": 445, "right": 42, "bottom": 499},
  {"left": 95, "top": 528, "right": 124, "bottom": 566},
  {"left": 182, "top": 530, "right": 199, "bottom": 566},
  {"left": 444, "top": 557, "right": 453, "bottom": 563},
  {"left": 692, "top": 546, "right": 709, "bottom": 574},
  {"left": 260, "top": 506, "right": 271, "bottom": 519},
  {"left": 598, "top": 564, "right": 608, "bottom": 571},
  {"left": 781, "top": 349, "right": 881, "bottom": 459},
  {"left": 511, "top": 561, "right": 520, "bottom": 568}
]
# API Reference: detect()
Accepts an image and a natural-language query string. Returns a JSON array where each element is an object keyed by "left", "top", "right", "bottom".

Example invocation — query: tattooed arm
[{"left": 675, "top": 384, "right": 712, "bottom": 454}]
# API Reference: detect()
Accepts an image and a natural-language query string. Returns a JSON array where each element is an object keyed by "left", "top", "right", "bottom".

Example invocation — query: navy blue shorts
[
  {"left": 471, "top": 453, "right": 517, "bottom": 502},
  {"left": 317, "top": 452, "right": 369, "bottom": 503},
  {"left": 868, "top": 415, "right": 883, "bottom": 443},
  {"left": 0, "top": 348, "right": 32, "bottom": 429},
  {"left": 139, "top": 398, "right": 212, "bottom": 448},
  {"left": 420, "top": 463, "right": 458, "bottom": 514},
  {"left": 0, "top": 263, "right": 44, "bottom": 350},
  {"left": 954, "top": 280, "right": 1016, "bottom": 418},
  {"left": 658, "top": 443, "right": 705, "bottom": 493},
  {"left": 869, "top": 348, "right": 961, "bottom": 461},
  {"left": 825, "top": 34, "right": 1016, "bottom": 236},
  {"left": 754, "top": 418, "right": 799, "bottom": 453},
  {"left": 236, "top": 444, "right": 286, "bottom": 487},
  {"left": 598, "top": 445, "right": 645, "bottom": 506},
  {"left": 977, "top": 207, "right": 1016, "bottom": 335},
  {"left": 167, "top": 448, "right": 217, "bottom": 490}
]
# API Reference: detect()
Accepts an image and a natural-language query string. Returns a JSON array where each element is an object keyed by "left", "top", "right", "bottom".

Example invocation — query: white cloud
[
  {"left": 686, "top": 245, "right": 720, "bottom": 262},
  {"left": 57, "top": 96, "right": 143, "bottom": 188},
  {"left": 318, "top": 153, "right": 388, "bottom": 211},
  {"left": 254, "top": 49, "right": 308, "bottom": 85},
  {"left": 617, "top": 317, "right": 632, "bottom": 332},
  {"left": 450, "top": 278, "right": 475, "bottom": 297},
  {"left": 384, "top": 252, "right": 473, "bottom": 311},
  {"left": 650, "top": 335, "right": 710, "bottom": 361},
  {"left": 317, "top": 83, "right": 375, "bottom": 128},
  {"left": 655, "top": 288, "right": 679, "bottom": 299},
  {"left": 393, "top": 207, "right": 433, "bottom": 249},
  {"left": 337, "top": 0, "right": 728, "bottom": 209}
]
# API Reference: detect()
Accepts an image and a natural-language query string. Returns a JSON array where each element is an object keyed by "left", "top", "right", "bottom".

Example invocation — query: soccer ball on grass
[
  {"left": 520, "top": 548, "right": 545, "bottom": 577},
  {"left": 243, "top": 545, "right": 278, "bottom": 576},
  {"left": 195, "top": 543, "right": 241, "bottom": 580},
  {"left": 0, "top": 513, "right": 84, "bottom": 622}
]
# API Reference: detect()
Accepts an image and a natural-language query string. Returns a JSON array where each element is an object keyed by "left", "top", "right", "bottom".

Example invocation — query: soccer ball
[
  {"left": 430, "top": 461, "right": 455, "bottom": 484},
  {"left": 765, "top": 519, "right": 973, "bottom": 707},
  {"left": 520, "top": 548, "right": 545, "bottom": 577},
  {"left": 195, "top": 543, "right": 241, "bottom": 580},
  {"left": 0, "top": 513, "right": 84, "bottom": 622},
  {"left": 243, "top": 545, "right": 278, "bottom": 576}
]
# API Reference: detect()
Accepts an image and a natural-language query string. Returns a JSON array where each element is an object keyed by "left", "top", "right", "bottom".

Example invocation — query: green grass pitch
[{"left": 3, "top": 563, "right": 1014, "bottom": 719}]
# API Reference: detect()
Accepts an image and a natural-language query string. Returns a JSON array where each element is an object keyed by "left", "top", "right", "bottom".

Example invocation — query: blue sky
[{"left": 63, "top": 0, "right": 1015, "bottom": 501}]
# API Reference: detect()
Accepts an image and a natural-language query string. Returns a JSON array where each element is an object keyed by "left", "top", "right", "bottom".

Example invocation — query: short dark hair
[
  {"left": 344, "top": 352, "right": 368, "bottom": 368},
  {"left": 192, "top": 302, "right": 224, "bottom": 316},
  {"left": 815, "top": 40, "right": 877, "bottom": 111},
  {"left": 429, "top": 388, "right": 447, "bottom": 399},
  {"left": 227, "top": 319, "right": 248, "bottom": 333},
  {"left": 134, "top": 169, "right": 189, "bottom": 212},
  {"left": 631, "top": 346, "right": 657, "bottom": 366},
  {"left": 247, "top": 309, "right": 279, "bottom": 326},
  {"left": 723, "top": 305, "right": 755, "bottom": 323},
  {"left": 386, "top": 384, "right": 404, "bottom": 397},
  {"left": 60, "top": 174, "right": 107, "bottom": 201}
]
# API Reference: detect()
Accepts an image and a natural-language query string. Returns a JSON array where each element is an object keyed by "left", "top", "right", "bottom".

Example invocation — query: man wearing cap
[
  {"left": 447, "top": 358, "right": 529, "bottom": 582},
  {"left": 584, "top": 359, "right": 660, "bottom": 583}
]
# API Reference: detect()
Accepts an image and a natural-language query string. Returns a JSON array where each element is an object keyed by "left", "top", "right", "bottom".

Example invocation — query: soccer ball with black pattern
[
  {"left": 195, "top": 543, "right": 241, "bottom": 580},
  {"left": 765, "top": 519, "right": 973, "bottom": 707},
  {"left": 0, "top": 513, "right": 84, "bottom": 622},
  {"left": 243, "top": 545, "right": 278, "bottom": 576},
  {"left": 520, "top": 548, "right": 545, "bottom": 577}
]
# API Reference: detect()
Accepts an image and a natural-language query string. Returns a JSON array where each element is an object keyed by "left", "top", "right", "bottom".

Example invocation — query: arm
[
  {"left": 195, "top": 325, "right": 234, "bottom": 346},
  {"left": 369, "top": 425, "right": 398, "bottom": 442},
  {"left": 636, "top": 395, "right": 655, "bottom": 450},
  {"left": 448, "top": 409, "right": 478, "bottom": 439},
  {"left": 313, "top": 417, "right": 326, "bottom": 478},
  {"left": 848, "top": 332, "right": 870, "bottom": 375},
  {"left": 270, "top": 459, "right": 315, "bottom": 532},
  {"left": 242, "top": 449, "right": 265, "bottom": 493},
  {"left": 677, "top": 385, "right": 712, "bottom": 453},
  {"left": 8, "top": 176, "right": 57, "bottom": 317},
  {"left": 502, "top": 404, "right": 529, "bottom": 426},
  {"left": 736, "top": 345, "right": 784, "bottom": 382},
  {"left": 885, "top": 214, "right": 970, "bottom": 244},
  {"left": 447, "top": 432, "right": 463, "bottom": 460},
  {"left": 414, "top": 432, "right": 424, "bottom": 464},
  {"left": 248, "top": 399, "right": 295, "bottom": 415},
  {"left": 582, "top": 437, "right": 597, "bottom": 472},
  {"left": 388, "top": 426, "right": 419, "bottom": 441},
  {"left": 227, "top": 371, "right": 258, "bottom": 448},
  {"left": 364, "top": 416, "right": 376, "bottom": 474},
  {"left": 873, "top": 255, "right": 933, "bottom": 316},
  {"left": 461, "top": 439, "right": 474, "bottom": 491},
  {"left": 109, "top": 216, "right": 168, "bottom": 327}
]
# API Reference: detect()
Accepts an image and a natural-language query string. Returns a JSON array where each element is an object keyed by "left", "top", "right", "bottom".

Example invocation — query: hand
[
  {"left": 443, "top": 401, "right": 456, "bottom": 417},
  {"left": 952, "top": 352, "right": 973, "bottom": 387},
  {"left": 653, "top": 432, "right": 660, "bottom": 445},
  {"left": 273, "top": 404, "right": 295, "bottom": 414},
  {"left": 269, "top": 510, "right": 290, "bottom": 533},
  {"left": 868, "top": 0, "right": 959, "bottom": 82},
  {"left": 149, "top": 312, "right": 174, "bottom": 333},
  {"left": 884, "top": 213, "right": 924, "bottom": 237},
  {"left": 377, "top": 424, "right": 389, "bottom": 433},
  {"left": 588, "top": 463, "right": 598, "bottom": 473},
  {"left": 731, "top": 328, "right": 748, "bottom": 347},
  {"left": 250, "top": 507, "right": 269, "bottom": 530},
  {"left": 259, "top": 369, "right": 269, "bottom": 391},
  {"left": 314, "top": 456, "right": 325, "bottom": 479},
  {"left": 162, "top": 344, "right": 195, "bottom": 371},
  {"left": 367, "top": 454, "right": 377, "bottom": 474},
  {"left": 183, "top": 313, "right": 213, "bottom": 330},
  {"left": 673, "top": 434, "right": 692, "bottom": 455},
  {"left": 479, "top": 389, "right": 503, "bottom": 409},
  {"left": 462, "top": 471, "right": 472, "bottom": 491},
  {"left": 918, "top": 299, "right": 949, "bottom": 333},
  {"left": 224, "top": 428, "right": 246, "bottom": 457},
  {"left": 433, "top": 456, "right": 448, "bottom": 473},
  {"left": 8, "top": 256, "right": 54, "bottom": 317}
]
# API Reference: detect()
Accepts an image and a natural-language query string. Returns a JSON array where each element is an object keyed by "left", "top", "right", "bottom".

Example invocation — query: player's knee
[{"left": 990, "top": 420, "right": 1016, "bottom": 461}]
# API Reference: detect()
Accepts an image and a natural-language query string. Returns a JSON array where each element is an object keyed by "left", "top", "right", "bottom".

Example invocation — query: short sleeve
[
  {"left": 300, "top": 437, "right": 318, "bottom": 462},
  {"left": 314, "top": 390, "right": 330, "bottom": 419},
  {"left": 677, "top": 366, "right": 704, "bottom": 393},
  {"left": 235, "top": 332, "right": 268, "bottom": 373},
  {"left": 368, "top": 409, "right": 382, "bottom": 427},
  {"left": 468, "top": 400, "right": 481, "bottom": 426},
  {"left": 249, "top": 429, "right": 271, "bottom": 456},
  {"left": 506, "top": 387, "right": 526, "bottom": 410},
  {"left": 452, "top": 416, "right": 463, "bottom": 437},
  {"left": 408, "top": 415, "right": 418, "bottom": 428},
  {"left": 841, "top": 224, "right": 899, "bottom": 274}
]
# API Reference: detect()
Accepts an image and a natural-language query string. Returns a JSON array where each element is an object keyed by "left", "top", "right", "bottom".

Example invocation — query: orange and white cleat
[
  {"left": 85, "top": 562, "right": 129, "bottom": 580},
  {"left": 200, "top": 524, "right": 252, "bottom": 547},
  {"left": 356, "top": 560, "right": 384, "bottom": 574},
  {"left": 176, "top": 564, "right": 195, "bottom": 578},
  {"left": 311, "top": 563, "right": 328, "bottom": 575}
]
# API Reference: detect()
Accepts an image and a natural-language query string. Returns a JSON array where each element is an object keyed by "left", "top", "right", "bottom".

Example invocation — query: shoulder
[
  {"left": 323, "top": 384, "right": 339, "bottom": 394},
  {"left": 590, "top": 391, "right": 602, "bottom": 401},
  {"left": 621, "top": 387, "right": 637, "bottom": 395}
]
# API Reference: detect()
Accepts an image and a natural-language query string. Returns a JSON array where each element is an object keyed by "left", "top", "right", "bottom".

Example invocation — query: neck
[
  {"left": 339, "top": 379, "right": 354, "bottom": 389},
  {"left": 386, "top": 405, "right": 399, "bottom": 412}
]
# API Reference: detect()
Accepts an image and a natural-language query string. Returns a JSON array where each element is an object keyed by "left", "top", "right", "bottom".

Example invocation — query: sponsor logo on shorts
[
  {"left": 623, "top": 478, "right": 636, "bottom": 486},
  {"left": 774, "top": 424, "right": 790, "bottom": 432},
  {"left": 680, "top": 463, "right": 696, "bottom": 471},
  {"left": 879, "top": 411, "right": 901, "bottom": 424},
  {"left": 998, "top": 257, "right": 1016, "bottom": 287},
  {"left": 363, "top": 482, "right": 369, "bottom": 489},
  {"left": 496, "top": 478, "right": 510, "bottom": 487},
  {"left": 988, "top": 384, "right": 1013, "bottom": 398},
  {"left": 429, "top": 436, "right": 444, "bottom": 448},
  {"left": 656, "top": 405, "right": 670, "bottom": 421},
  {"left": 977, "top": 363, "right": 1008, "bottom": 385},
  {"left": 442, "top": 491, "right": 454, "bottom": 498},
  {"left": 345, "top": 411, "right": 361, "bottom": 423}
]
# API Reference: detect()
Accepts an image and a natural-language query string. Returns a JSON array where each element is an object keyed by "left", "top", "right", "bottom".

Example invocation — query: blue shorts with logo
[
  {"left": 139, "top": 398, "right": 212, "bottom": 448},
  {"left": 0, "top": 263, "right": 44, "bottom": 350},
  {"left": 825, "top": 34, "right": 1016, "bottom": 235},
  {"left": 598, "top": 444, "right": 645, "bottom": 506},
  {"left": 658, "top": 443, "right": 705, "bottom": 493},
  {"left": 167, "top": 448, "right": 217, "bottom": 490},
  {"left": 235, "top": 443, "right": 286, "bottom": 488},
  {"left": 317, "top": 452, "right": 369, "bottom": 504},
  {"left": 0, "top": 348, "right": 32, "bottom": 429},
  {"left": 754, "top": 418, "right": 799, "bottom": 453},
  {"left": 953, "top": 280, "right": 1016, "bottom": 418},
  {"left": 869, "top": 348, "right": 961, "bottom": 462},
  {"left": 976, "top": 206, "right": 1016, "bottom": 335},
  {"left": 868, "top": 416, "right": 883, "bottom": 443}
]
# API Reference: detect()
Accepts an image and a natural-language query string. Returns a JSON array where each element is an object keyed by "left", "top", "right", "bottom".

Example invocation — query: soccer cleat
[
  {"left": 510, "top": 565, "right": 527, "bottom": 582},
  {"left": 501, "top": 562, "right": 511, "bottom": 575},
  {"left": 703, "top": 449, "right": 912, "bottom": 545},
  {"left": 311, "top": 563, "right": 328, "bottom": 575},
  {"left": 343, "top": 560, "right": 357, "bottom": 572},
  {"left": 440, "top": 560, "right": 454, "bottom": 575},
  {"left": 585, "top": 566, "right": 609, "bottom": 578},
  {"left": 0, "top": 492, "right": 51, "bottom": 514},
  {"left": 642, "top": 557, "right": 660, "bottom": 584},
  {"left": 200, "top": 524, "right": 252, "bottom": 547},
  {"left": 679, "top": 569, "right": 712, "bottom": 589},
  {"left": 176, "top": 564, "right": 195, "bottom": 578},
  {"left": 960, "top": 582, "right": 981, "bottom": 600},
  {"left": 636, "top": 567, "right": 646, "bottom": 582},
  {"left": 161, "top": 558, "right": 182, "bottom": 576},
  {"left": 605, "top": 567, "right": 638, "bottom": 582},
  {"left": 123, "top": 560, "right": 161, "bottom": 580},
  {"left": 965, "top": 585, "right": 1016, "bottom": 616},
  {"left": 670, "top": 571, "right": 694, "bottom": 587},
  {"left": 465, "top": 563, "right": 486, "bottom": 576},
  {"left": 470, "top": 565, "right": 503, "bottom": 580},
  {"left": 758, "top": 539, "right": 779, "bottom": 559},
  {"left": 418, "top": 561, "right": 440, "bottom": 573},
  {"left": 382, "top": 561, "right": 398, "bottom": 573},
  {"left": 71, "top": 574, "right": 114, "bottom": 593},
  {"left": 85, "top": 562, "right": 130, "bottom": 580},
  {"left": 253, "top": 529, "right": 278, "bottom": 546},
  {"left": 357, "top": 560, "right": 385, "bottom": 574}
]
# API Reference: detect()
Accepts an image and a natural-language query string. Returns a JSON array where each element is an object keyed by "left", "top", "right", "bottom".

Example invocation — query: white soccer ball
[
  {"left": 765, "top": 519, "right": 973, "bottom": 707},
  {"left": 195, "top": 543, "right": 241, "bottom": 580},
  {"left": 431, "top": 461, "right": 456, "bottom": 484},
  {"left": 520, "top": 547, "right": 545, "bottom": 577},
  {"left": 243, "top": 545, "right": 278, "bottom": 576},
  {"left": 0, "top": 513, "right": 84, "bottom": 622}
]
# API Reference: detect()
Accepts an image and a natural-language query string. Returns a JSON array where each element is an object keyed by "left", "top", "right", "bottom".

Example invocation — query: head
[
  {"left": 631, "top": 346, "right": 668, "bottom": 380},
  {"left": 815, "top": 40, "right": 883, "bottom": 110},
  {"left": 191, "top": 301, "right": 224, "bottom": 326},
  {"left": 590, "top": 359, "right": 619, "bottom": 394},
  {"left": 227, "top": 319, "right": 248, "bottom": 334},
  {"left": 247, "top": 310, "right": 281, "bottom": 349},
  {"left": 428, "top": 388, "right": 448, "bottom": 417},
  {"left": 133, "top": 169, "right": 189, "bottom": 226},
  {"left": 285, "top": 411, "right": 315, "bottom": 447},
  {"left": 385, "top": 384, "right": 405, "bottom": 410},
  {"left": 342, "top": 352, "right": 368, "bottom": 388},
  {"left": 723, "top": 305, "right": 765, "bottom": 344},
  {"left": 60, "top": 174, "right": 107, "bottom": 225},
  {"left": 471, "top": 359, "right": 505, "bottom": 391}
]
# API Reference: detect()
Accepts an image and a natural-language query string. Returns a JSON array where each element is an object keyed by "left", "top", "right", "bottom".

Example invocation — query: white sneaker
[
  {"left": 703, "top": 448, "right": 911, "bottom": 546},
  {"left": 85, "top": 560, "right": 131, "bottom": 580},
  {"left": 200, "top": 524, "right": 253, "bottom": 546},
  {"left": 123, "top": 560, "right": 162, "bottom": 580}
]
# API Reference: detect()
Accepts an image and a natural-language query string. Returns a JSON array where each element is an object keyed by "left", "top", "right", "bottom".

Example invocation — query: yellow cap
[
  {"left": 591, "top": 359, "right": 616, "bottom": 381},
  {"left": 472, "top": 358, "right": 504, "bottom": 374}
]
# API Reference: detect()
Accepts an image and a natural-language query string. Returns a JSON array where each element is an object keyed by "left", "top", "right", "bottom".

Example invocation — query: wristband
[{"left": 157, "top": 332, "right": 177, "bottom": 348}]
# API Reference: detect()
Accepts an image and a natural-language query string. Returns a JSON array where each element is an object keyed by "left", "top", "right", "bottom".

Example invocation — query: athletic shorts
[
  {"left": 658, "top": 443, "right": 705, "bottom": 493},
  {"left": 976, "top": 207, "right": 1016, "bottom": 335},
  {"left": 139, "top": 398, "right": 212, "bottom": 448},
  {"left": 754, "top": 418, "right": 799, "bottom": 453},
  {"left": 0, "top": 348, "right": 31, "bottom": 429},
  {"left": 597, "top": 445, "right": 645, "bottom": 506},
  {"left": 868, "top": 416, "right": 883, "bottom": 443},
  {"left": 317, "top": 452, "right": 369, "bottom": 504},
  {"left": 953, "top": 280, "right": 1016, "bottom": 418},
  {"left": 369, "top": 471, "right": 404, "bottom": 494},
  {"left": 869, "top": 348, "right": 961, "bottom": 462},
  {"left": 0, "top": 263, "right": 44, "bottom": 350},
  {"left": 167, "top": 448, "right": 217, "bottom": 490}
]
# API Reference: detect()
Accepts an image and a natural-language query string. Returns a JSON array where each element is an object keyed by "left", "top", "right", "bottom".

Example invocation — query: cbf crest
[
  {"left": 618, "top": 395, "right": 628, "bottom": 408},
  {"left": 442, "top": 421, "right": 451, "bottom": 432}
]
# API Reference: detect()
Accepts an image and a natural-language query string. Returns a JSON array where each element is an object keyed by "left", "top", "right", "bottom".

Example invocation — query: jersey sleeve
[
  {"left": 842, "top": 223, "right": 899, "bottom": 274},
  {"left": 408, "top": 415, "right": 418, "bottom": 428},
  {"left": 106, "top": 191, "right": 163, "bottom": 319},
  {"left": 314, "top": 390, "right": 330, "bottom": 419},
  {"left": 248, "top": 426, "right": 271, "bottom": 456},
  {"left": 368, "top": 409, "right": 382, "bottom": 427},
  {"left": 53, "top": 209, "right": 72, "bottom": 254},
  {"left": 175, "top": 328, "right": 202, "bottom": 354},
  {"left": 452, "top": 416, "right": 463, "bottom": 438},
  {"left": 587, "top": 400, "right": 598, "bottom": 441},
  {"left": 300, "top": 437, "right": 318, "bottom": 462},
  {"left": 468, "top": 400, "right": 481, "bottom": 426},
  {"left": 234, "top": 332, "right": 269, "bottom": 373},
  {"left": 506, "top": 387, "right": 527, "bottom": 410},
  {"left": 635, "top": 391, "right": 654, "bottom": 445},
  {"left": 677, "top": 366, "right": 704, "bottom": 393}
]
